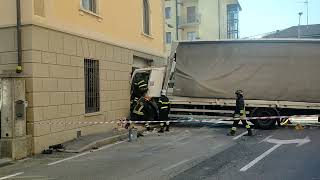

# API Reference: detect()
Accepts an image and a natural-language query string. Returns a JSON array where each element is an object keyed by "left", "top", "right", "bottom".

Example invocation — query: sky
[{"left": 238, "top": 0, "right": 320, "bottom": 38}]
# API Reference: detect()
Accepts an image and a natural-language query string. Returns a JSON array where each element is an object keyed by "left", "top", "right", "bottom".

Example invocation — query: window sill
[
  {"left": 141, "top": 33, "right": 154, "bottom": 39},
  {"left": 79, "top": 8, "right": 103, "bottom": 20},
  {"left": 85, "top": 112, "right": 103, "bottom": 117}
]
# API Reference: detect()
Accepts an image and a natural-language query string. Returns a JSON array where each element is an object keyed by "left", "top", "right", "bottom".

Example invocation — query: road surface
[{"left": 0, "top": 124, "right": 319, "bottom": 180}]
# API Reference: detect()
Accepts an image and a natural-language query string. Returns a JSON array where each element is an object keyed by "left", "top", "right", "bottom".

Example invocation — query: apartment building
[
  {"left": 165, "top": 0, "right": 241, "bottom": 55},
  {"left": 0, "top": 0, "right": 165, "bottom": 156}
]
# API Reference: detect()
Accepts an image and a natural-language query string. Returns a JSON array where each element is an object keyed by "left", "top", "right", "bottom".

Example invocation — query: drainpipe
[
  {"left": 218, "top": 0, "right": 221, "bottom": 39},
  {"left": 175, "top": 0, "right": 179, "bottom": 40},
  {"left": 16, "top": 0, "right": 22, "bottom": 73}
]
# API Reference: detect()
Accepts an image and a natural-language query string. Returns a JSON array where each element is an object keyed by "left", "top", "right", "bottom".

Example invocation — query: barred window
[
  {"left": 84, "top": 59, "right": 100, "bottom": 113},
  {"left": 82, "top": 0, "right": 97, "bottom": 13},
  {"left": 143, "top": 0, "right": 151, "bottom": 35}
]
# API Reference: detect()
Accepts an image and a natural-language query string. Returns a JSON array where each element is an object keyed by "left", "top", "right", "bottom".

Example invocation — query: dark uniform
[
  {"left": 131, "top": 97, "right": 155, "bottom": 131},
  {"left": 228, "top": 90, "right": 252, "bottom": 136},
  {"left": 158, "top": 95, "right": 171, "bottom": 133},
  {"left": 130, "top": 75, "right": 148, "bottom": 112}
]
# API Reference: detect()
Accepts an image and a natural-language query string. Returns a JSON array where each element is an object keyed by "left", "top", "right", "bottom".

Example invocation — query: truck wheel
[{"left": 251, "top": 108, "right": 279, "bottom": 130}]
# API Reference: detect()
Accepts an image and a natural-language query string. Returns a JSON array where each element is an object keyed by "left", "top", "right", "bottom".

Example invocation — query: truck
[{"left": 131, "top": 39, "right": 320, "bottom": 129}]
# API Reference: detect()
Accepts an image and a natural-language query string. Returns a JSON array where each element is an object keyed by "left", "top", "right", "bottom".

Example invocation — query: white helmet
[{"left": 161, "top": 89, "right": 167, "bottom": 96}]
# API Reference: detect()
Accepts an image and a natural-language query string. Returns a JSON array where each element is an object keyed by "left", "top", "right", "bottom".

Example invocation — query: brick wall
[{"left": 0, "top": 25, "right": 165, "bottom": 154}]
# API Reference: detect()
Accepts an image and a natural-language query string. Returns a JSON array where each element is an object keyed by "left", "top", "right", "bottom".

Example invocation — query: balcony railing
[{"left": 178, "top": 14, "right": 201, "bottom": 28}]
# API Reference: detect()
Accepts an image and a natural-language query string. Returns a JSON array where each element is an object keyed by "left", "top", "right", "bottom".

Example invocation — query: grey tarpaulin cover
[{"left": 173, "top": 40, "right": 320, "bottom": 103}]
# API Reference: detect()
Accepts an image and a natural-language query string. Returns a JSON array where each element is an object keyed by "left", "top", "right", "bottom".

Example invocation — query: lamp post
[{"left": 298, "top": 12, "right": 303, "bottom": 39}]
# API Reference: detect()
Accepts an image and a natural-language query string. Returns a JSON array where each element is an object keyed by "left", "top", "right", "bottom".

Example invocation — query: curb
[{"left": 0, "top": 158, "right": 13, "bottom": 168}]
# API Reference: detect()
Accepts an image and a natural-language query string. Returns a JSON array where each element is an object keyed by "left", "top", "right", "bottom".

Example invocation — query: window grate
[{"left": 85, "top": 59, "right": 100, "bottom": 113}]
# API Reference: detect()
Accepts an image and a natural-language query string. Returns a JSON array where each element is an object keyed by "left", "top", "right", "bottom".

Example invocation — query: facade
[
  {"left": 0, "top": 0, "right": 165, "bottom": 156},
  {"left": 263, "top": 24, "right": 320, "bottom": 39},
  {"left": 164, "top": 0, "right": 241, "bottom": 55}
]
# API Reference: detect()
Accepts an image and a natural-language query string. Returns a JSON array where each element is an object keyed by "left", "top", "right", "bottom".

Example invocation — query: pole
[
  {"left": 175, "top": 0, "right": 179, "bottom": 41},
  {"left": 298, "top": 12, "right": 303, "bottom": 39},
  {"left": 306, "top": 0, "right": 309, "bottom": 25},
  {"left": 16, "top": 0, "right": 22, "bottom": 73}
]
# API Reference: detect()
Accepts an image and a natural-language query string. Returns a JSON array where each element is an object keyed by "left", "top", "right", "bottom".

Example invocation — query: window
[
  {"left": 187, "top": 6, "right": 196, "bottom": 23},
  {"left": 165, "top": 7, "right": 171, "bottom": 19},
  {"left": 85, "top": 59, "right": 100, "bottom": 113},
  {"left": 227, "top": 4, "right": 240, "bottom": 39},
  {"left": 143, "top": 0, "right": 151, "bottom": 35},
  {"left": 82, "top": 0, "right": 97, "bottom": 13},
  {"left": 187, "top": 32, "right": 197, "bottom": 41},
  {"left": 166, "top": 32, "right": 172, "bottom": 44}
]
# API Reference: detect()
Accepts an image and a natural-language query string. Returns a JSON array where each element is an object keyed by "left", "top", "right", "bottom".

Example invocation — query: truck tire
[{"left": 251, "top": 108, "right": 279, "bottom": 130}]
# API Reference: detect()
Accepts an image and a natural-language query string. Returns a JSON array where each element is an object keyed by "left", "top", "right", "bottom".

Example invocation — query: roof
[{"left": 264, "top": 24, "right": 320, "bottom": 38}]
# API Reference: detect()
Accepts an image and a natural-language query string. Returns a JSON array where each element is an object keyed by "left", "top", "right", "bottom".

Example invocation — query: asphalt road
[{"left": 0, "top": 124, "right": 319, "bottom": 180}]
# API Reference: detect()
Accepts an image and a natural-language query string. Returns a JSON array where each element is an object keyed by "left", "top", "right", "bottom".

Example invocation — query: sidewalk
[
  {"left": 0, "top": 158, "right": 12, "bottom": 167},
  {"left": 63, "top": 125, "right": 147, "bottom": 153}
]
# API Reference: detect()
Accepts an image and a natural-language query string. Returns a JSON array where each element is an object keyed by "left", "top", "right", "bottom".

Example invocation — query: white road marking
[
  {"left": 240, "top": 144, "right": 281, "bottom": 172},
  {"left": 0, "top": 172, "right": 24, "bottom": 180},
  {"left": 233, "top": 131, "right": 248, "bottom": 140},
  {"left": 163, "top": 159, "right": 191, "bottom": 171},
  {"left": 48, "top": 140, "right": 126, "bottom": 166},
  {"left": 265, "top": 136, "right": 311, "bottom": 147}
]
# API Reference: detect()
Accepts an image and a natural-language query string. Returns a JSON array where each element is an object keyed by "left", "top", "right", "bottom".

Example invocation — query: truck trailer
[{"left": 131, "top": 39, "right": 320, "bottom": 129}]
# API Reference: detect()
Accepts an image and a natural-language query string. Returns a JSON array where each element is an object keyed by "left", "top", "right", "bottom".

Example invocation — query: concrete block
[
  {"left": 32, "top": 120, "right": 51, "bottom": 137},
  {"left": 49, "top": 92, "right": 65, "bottom": 105},
  {"left": 27, "top": 107, "right": 44, "bottom": 122},
  {"left": 0, "top": 52, "right": 18, "bottom": 65},
  {"left": 22, "top": 50, "right": 41, "bottom": 63},
  {"left": 32, "top": 26, "right": 49, "bottom": 51},
  {"left": 43, "top": 106, "right": 58, "bottom": 120},
  {"left": 76, "top": 38, "right": 88, "bottom": 57},
  {"left": 113, "top": 47, "right": 122, "bottom": 62},
  {"left": 77, "top": 92, "right": 85, "bottom": 103},
  {"left": 49, "top": 30, "right": 64, "bottom": 53},
  {"left": 65, "top": 116, "right": 78, "bottom": 130},
  {"left": 107, "top": 111, "right": 116, "bottom": 121},
  {"left": 70, "top": 56, "right": 83, "bottom": 67},
  {"left": 128, "top": 50, "right": 133, "bottom": 65},
  {"left": 121, "top": 49, "right": 129, "bottom": 64},
  {"left": 0, "top": 28, "right": 16, "bottom": 52},
  {"left": 65, "top": 92, "right": 78, "bottom": 104},
  {"left": 28, "top": 92, "right": 50, "bottom": 107},
  {"left": 57, "top": 54, "right": 71, "bottom": 66},
  {"left": 96, "top": 42, "right": 106, "bottom": 60},
  {"left": 77, "top": 67, "right": 84, "bottom": 79},
  {"left": 72, "top": 79, "right": 84, "bottom": 92},
  {"left": 72, "top": 104, "right": 84, "bottom": 116},
  {"left": 58, "top": 79, "right": 72, "bottom": 92},
  {"left": 111, "top": 101, "right": 122, "bottom": 110},
  {"left": 34, "top": 63, "right": 50, "bottom": 77},
  {"left": 42, "top": 78, "right": 58, "bottom": 92},
  {"left": 42, "top": 52, "right": 57, "bottom": 64},
  {"left": 51, "top": 118, "right": 66, "bottom": 133},
  {"left": 58, "top": 105, "right": 72, "bottom": 118},
  {"left": 88, "top": 40, "right": 96, "bottom": 59},
  {"left": 101, "top": 101, "right": 112, "bottom": 111},
  {"left": 21, "top": 26, "right": 32, "bottom": 50},
  {"left": 63, "top": 35, "right": 77, "bottom": 56},
  {"left": 26, "top": 78, "right": 42, "bottom": 93},
  {"left": 106, "top": 71, "right": 115, "bottom": 81}
]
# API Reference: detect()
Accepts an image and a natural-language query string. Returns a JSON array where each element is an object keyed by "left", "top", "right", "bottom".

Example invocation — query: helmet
[
  {"left": 235, "top": 90, "right": 244, "bottom": 95},
  {"left": 161, "top": 89, "right": 167, "bottom": 96}
]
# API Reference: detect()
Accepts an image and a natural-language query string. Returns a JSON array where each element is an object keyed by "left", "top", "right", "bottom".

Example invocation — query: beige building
[
  {"left": 165, "top": 0, "right": 241, "bottom": 55},
  {"left": 0, "top": 0, "right": 165, "bottom": 156}
]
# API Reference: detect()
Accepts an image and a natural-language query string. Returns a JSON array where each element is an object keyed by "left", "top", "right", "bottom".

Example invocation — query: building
[
  {"left": 263, "top": 24, "right": 320, "bottom": 39},
  {"left": 164, "top": 0, "right": 241, "bottom": 55},
  {"left": 0, "top": 0, "right": 165, "bottom": 157}
]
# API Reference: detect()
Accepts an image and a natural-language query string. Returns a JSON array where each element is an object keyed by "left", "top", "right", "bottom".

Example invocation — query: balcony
[{"left": 178, "top": 14, "right": 201, "bottom": 28}]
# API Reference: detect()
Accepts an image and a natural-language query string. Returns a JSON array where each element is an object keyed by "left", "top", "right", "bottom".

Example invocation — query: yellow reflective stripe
[
  {"left": 231, "top": 127, "right": 237, "bottom": 131},
  {"left": 139, "top": 84, "right": 147, "bottom": 88},
  {"left": 159, "top": 100, "right": 170, "bottom": 104},
  {"left": 245, "top": 125, "right": 251, "bottom": 129},
  {"left": 133, "top": 110, "right": 144, "bottom": 115},
  {"left": 240, "top": 110, "right": 245, "bottom": 114},
  {"left": 138, "top": 80, "right": 145, "bottom": 85},
  {"left": 161, "top": 106, "right": 169, "bottom": 109}
]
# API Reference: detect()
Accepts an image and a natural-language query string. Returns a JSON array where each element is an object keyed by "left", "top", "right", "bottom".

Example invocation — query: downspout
[
  {"left": 218, "top": 0, "right": 221, "bottom": 39},
  {"left": 16, "top": 0, "right": 22, "bottom": 73},
  {"left": 175, "top": 0, "right": 179, "bottom": 40}
]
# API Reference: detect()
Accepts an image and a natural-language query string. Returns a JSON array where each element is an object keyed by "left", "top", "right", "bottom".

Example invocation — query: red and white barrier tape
[{"left": 26, "top": 115, "right": 320, "bottom": 125}]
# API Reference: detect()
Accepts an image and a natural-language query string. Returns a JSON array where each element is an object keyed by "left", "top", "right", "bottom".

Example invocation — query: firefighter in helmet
[
  {"left": 228, "top": 90, "right": 253, "bottom": 136},
  {"left": 158, "top": 90, "right": 171, "bottom": 133}
]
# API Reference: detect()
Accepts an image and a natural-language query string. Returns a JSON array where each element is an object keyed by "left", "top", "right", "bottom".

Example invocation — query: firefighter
[
  {"left": 228, "top": 90, "right": 253, "bottom": 136},
  {"left": 158, "top": 90, "right": 171, "bottom": 133},
  {"left": 131, "top": 95, "right": 155, "bottom": 131},
  {"left": 130, "top": 73, "right": 148, "bottom": 112}
]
